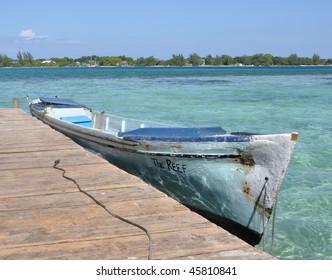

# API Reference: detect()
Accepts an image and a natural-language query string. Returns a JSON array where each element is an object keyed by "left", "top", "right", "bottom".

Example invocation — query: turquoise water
[{"left": 1, "top": 66, "right": 331, "bottom": 259}]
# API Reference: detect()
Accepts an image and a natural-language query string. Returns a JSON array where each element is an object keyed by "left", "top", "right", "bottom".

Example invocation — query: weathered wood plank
[
  {"left": 0, "top": 235, "right": 149, "bottom": 260},
  {"left": 0, "top": 150, "right": 102, "bottom": 170},
  {"left": 0, "top": 204, "right": 144, "bottom": 248}
]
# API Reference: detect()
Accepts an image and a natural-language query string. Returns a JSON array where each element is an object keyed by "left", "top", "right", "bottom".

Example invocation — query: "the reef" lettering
[{"left": 151, "top": 158, "right": 187, "bottom": 174}]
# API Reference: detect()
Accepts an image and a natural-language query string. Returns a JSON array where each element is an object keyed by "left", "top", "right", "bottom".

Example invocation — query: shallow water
[{"left": 1, "top": 66, "right": 331, "bottom": 259}]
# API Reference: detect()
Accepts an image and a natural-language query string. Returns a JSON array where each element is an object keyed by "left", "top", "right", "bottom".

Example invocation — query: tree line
[{"left": 1, "top": 51, "right": 332, "bottom": 67}]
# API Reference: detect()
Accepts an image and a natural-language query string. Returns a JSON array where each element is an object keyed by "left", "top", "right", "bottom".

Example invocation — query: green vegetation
[
  {"left": 0, "top": 54, "right": 12, "bottom": 67},
  {"left": 1, "top": 51, "right": 331, "bottom": 67}
]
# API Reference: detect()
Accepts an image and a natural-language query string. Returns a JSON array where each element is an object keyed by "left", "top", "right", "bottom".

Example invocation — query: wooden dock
[{"left": 0, "top": 108, "right": 273, "bottom": 260}]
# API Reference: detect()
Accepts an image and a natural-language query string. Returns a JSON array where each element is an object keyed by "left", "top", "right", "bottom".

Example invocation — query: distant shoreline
[
  {"left": 1, "top": 52, "right": 331, "bottom": 68},
  {"left": 1, "top": 64, "right": 332, "bottom": 69}
]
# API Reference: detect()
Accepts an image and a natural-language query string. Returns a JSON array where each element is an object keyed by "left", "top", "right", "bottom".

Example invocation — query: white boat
[{"left": 29, "top": 96, "right": 298, "bottom": 244}]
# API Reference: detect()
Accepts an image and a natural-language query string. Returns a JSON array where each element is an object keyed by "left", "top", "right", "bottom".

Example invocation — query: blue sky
[{"left": 1, "top": 0, "right": 331, "bottom": 59}]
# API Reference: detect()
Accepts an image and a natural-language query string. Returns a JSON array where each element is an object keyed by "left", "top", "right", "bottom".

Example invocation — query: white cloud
[
  {"left": 19, "top": 29, "right": 49, "bottom": 40},
  {"left": 19, "top": 29, "right": 36, "bottom": 39}
]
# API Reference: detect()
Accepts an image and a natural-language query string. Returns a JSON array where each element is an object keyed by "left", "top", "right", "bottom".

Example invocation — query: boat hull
[{"left": 29, "top": 99, "right": 297, "bottom": 245}]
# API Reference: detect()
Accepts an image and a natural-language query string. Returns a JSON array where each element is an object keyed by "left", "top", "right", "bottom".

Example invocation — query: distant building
[{"left": 41, "top": 60, "right": 56, "bottom": 64}]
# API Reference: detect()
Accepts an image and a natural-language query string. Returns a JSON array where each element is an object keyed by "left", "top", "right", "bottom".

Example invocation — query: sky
[{"left": 1, "top": 0, "right": 332, "bottom": 59}]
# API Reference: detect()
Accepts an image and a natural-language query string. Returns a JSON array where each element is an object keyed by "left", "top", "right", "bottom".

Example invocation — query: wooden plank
[
  {"left": 0, "top": 192, "right": 94, "bottom": 212},
  {"left": 0, "top": 150, "right": 103, "bottom": 170},
  {"left": 0, "top": 204, "right": 144, "bottom": 248},
  {"left": 0, "top": 235, "right": 149, "bottom": 260},
  {"left": 0, "top": 108, "right": 274, "bottom": 260}
]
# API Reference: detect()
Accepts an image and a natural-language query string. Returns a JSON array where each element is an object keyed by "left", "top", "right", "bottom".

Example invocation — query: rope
[
  {"left": 53, "top": 159, "right": 153, "bottom": 260},
  {"left": 261, "top": 177, "right": 279, "bottom": 254},
  {"left": 270, "top": 186, "right": 279, "bottom": 254},
  {"left": 262, "top": 178, "right": 268, "bottom": 251},
  {"left": 261, "top": 176, "right": 279, "bottom": 254}
]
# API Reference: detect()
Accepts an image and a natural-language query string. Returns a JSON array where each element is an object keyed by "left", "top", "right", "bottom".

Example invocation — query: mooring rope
[
  {"left": 262, "top": 177, "right": 278, "bottom": 254},
  {"left": 270, "top": 187, "right": 279, "bottom": 254},
  {"left": 262, "top": 178, "right": 268, "bottom": 251},
  {"left": 53, "top": 159, "right": 153, "bottom": 260}
]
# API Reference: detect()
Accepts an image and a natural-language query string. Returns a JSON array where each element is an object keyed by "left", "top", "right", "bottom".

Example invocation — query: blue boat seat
[
  {"left": 60, "top": 116, "right": 92, "bottom": 128},
  {"left": 119, "top": 126, "right": 230, "bottom": 142}
]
